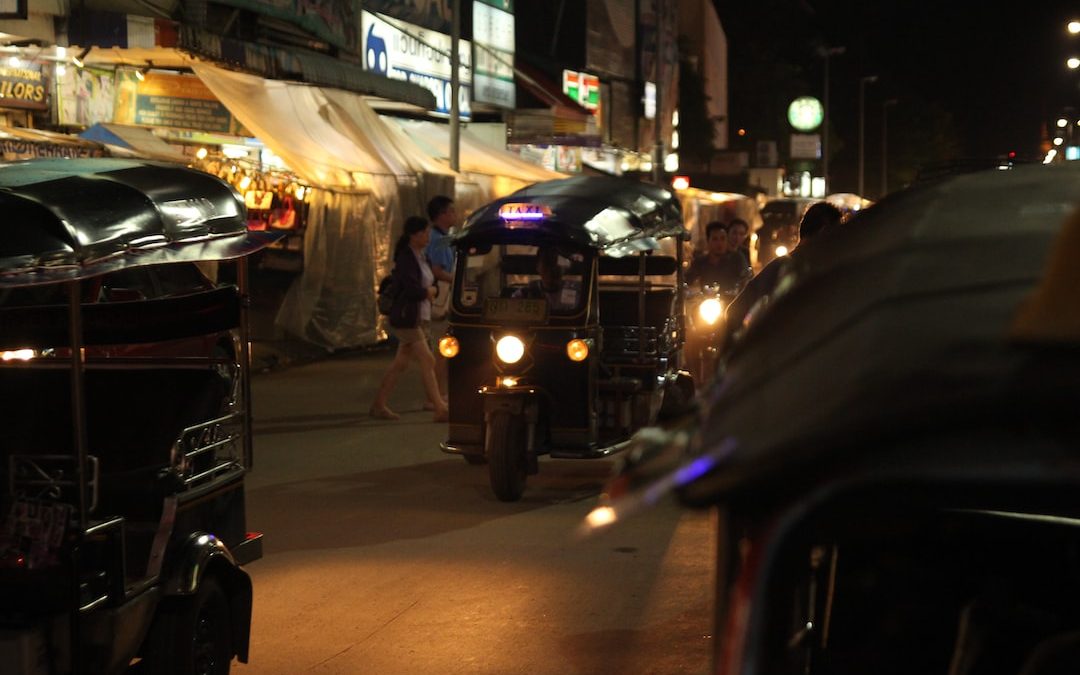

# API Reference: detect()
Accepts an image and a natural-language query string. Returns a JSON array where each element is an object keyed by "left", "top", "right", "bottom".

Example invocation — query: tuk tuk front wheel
[
  {"left": 486, "top": 411, "right": 527, "bottom": 502},
  {"left": 143, "top": 577, "right": 234, "bottom": 675}
]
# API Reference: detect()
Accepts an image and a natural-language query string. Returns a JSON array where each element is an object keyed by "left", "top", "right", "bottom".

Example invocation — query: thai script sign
[
  {"left": 361, "top": 10, "right": 471, "bottom": 117},
  {"left": 472, "top": 0, "right": 514, "bottom": 108}
]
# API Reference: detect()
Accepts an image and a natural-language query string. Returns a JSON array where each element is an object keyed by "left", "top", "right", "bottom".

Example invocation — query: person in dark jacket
[
  {"left": 723, "top": 201, "right": 844, "bottom": 349},
  {"left": 370, "top": 216, "right": 449, "bottom": 422}
]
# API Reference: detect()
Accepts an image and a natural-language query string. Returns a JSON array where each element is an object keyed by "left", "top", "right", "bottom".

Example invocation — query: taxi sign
[{"left": 498, "top": 203, "right": 552, "bottom": 221}]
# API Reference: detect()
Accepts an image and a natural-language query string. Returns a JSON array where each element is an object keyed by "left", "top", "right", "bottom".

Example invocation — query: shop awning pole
[{"left": 450, "top": 0, "right": 461, "bottom": 172}]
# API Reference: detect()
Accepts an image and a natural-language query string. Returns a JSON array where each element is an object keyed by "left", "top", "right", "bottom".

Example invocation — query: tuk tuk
[
  {"left": 438, "top": 176, "right": 695, "bottom": 501},
  {"left": 0, "top": 159, "right": 276, "bottom": 674},
  {"left": 584, "top": 162, "right": 1080, "bottom": 674}
]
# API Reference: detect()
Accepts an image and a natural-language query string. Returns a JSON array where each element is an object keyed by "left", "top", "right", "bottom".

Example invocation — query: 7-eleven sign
[{"left": 563, "top": 69, "right": 600, "bottom": 112}]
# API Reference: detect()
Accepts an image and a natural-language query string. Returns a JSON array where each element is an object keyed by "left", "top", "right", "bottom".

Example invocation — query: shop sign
[
  {"left": 472, "top": 0, "right": 514, "bottom": 108},
  {"left": 361, "top": 10, "right": 471, "bottom": 118},
  {"left": 562, "top": 70, "right": 599, "bottom": 111},
  {"left": 363, "top": 0, "right": 451, "bottom": 33},
  {"left": 0, "top": 138, "right": 103, "bottom": 161},
  {"left": 0, "top": 62, "right": 46, "bottom": 111},
  {"left": 56, "top": 67, "right": 115, "bottom": 126},
  {"left": 0, "top": 0, "right": 26, "bottom": 20},
  {"left": 643, "top": 81, "right": 656, "bottom": 120},
  {"left": 790, "top": 133, "right": 821, "bottom": 160},
  {"left": 787, "top": 96, "right": 823, "bottom": 131},
  {"left": 113, "top": 71, "right": 240, "bottom": 134}
]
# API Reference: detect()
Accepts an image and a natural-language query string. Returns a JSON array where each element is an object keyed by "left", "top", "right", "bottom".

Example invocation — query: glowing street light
[
  {"left": 1058, "top": 118, "right": 1069, "bottom": 128},
  {"left": 1068, "top": 57, "right": 1080, "bottom": 69},
  {"left": 1069, "top": 20, "right": 1080, "bottom": 34}
]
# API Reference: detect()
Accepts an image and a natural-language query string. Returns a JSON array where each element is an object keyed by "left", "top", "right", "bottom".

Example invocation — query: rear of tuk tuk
[
  {"left": 585, "top": 163, "right": 1080, "bottom": 675},
  {"left": 0, "top": 159, "right": 276, "bottom": 675},
  {"left": 438, "top": 176, "right": 693, "bottom": 502}
]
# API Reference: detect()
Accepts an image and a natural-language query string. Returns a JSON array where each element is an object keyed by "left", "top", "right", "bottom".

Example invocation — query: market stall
[
  {"left": 79, "top": 123, "right": 187, "bottom": 162},
  {"left": 383, "top": 117, "right": 565, "bottom": 201},
  {"left": 193, "top": 63, "right": 465, "bottom": 349}
]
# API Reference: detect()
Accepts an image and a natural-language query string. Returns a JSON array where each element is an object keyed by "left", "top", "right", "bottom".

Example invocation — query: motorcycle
[{"left": 683, "top": 283, "right": 738, "bottom": 386}]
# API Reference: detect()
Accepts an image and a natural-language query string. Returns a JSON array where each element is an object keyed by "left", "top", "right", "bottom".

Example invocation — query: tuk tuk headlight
[
  {"left": 438, "top": 335, "right": 459, "bottom": 358},
  {"left": 697, "top": 298, "right": 724, "bottom": 325},
  {"left": 495, "top": 335, "right": 525, "bottom": 364},
  {"left": 566, "top": 338, "right": 590, "bottom": 362}
]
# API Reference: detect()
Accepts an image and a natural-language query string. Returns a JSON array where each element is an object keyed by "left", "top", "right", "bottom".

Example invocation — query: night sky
[{"left": 716, "top": 1, "right": 1079, "bottom": 165}]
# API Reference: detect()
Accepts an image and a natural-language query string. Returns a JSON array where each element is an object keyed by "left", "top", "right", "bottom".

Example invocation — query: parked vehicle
[
  {"left": 585, "top": 163, "right": 1080, "bottom": 674},
  {"left": 438, "top": 176, "right": 695, "bottom": 501},
  {"left": 756, "top": 197, "right": 820, "bottom": 266},
  {"left": 0, "top": 158, "right": 278, "bottom": 675}
]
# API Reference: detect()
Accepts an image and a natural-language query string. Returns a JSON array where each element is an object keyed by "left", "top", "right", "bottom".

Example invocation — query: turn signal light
[
  {"left": 566, "top": 339, "right": 590, "bottom": 362},
  {"left": 438, "top": 336, "right": 459, "bottom": 358}
]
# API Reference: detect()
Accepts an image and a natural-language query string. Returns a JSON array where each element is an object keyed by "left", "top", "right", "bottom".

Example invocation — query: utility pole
[
  {"left": 857, "top": 74, "right": 878, "bottom": 197},
  {"left": 450, "top": 0, "right": 461, "bottom": 172},
  {"left": 651, "top": 0, "right": 665, "bottom": 186},
  {"left": 881, "top": 98, "right": 897, "bottom": 197},
  {"left": 820, "top": 46, "right": 845, "bottom": 194}
]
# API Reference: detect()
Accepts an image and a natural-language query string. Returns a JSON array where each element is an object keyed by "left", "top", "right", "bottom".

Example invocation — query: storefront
[{"left": 13, "top": 28, "right": 561, "bottom": 350}]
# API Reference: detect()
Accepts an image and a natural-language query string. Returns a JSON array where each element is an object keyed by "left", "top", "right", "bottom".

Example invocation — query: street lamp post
[
  {"left": 858, "top": 74, "right": 878, "bottom": 197},
  {"left": 881, "top": 98, "right": 898, "bottom": 197},
  {"left": 820, "top": 45, "right": 845, "bottom": 194}
]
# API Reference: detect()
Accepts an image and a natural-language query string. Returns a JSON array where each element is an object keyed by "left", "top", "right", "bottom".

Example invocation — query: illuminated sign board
[
  {"left": 563, "top": 69, "right": 599, "bottom": 111},
  {"left": 0, "top": 62, "right": 45, "bottom": 110},
  {"left": 361, "top": 10, "right": 472, "bottom": 118},
  {"left": 473, "top": 0, "right": 515, "bottom": 108},
  {"left": 787, "top": 96, "right": 823, "bottom": 131},
  {"left": 498, "top": 202, "right": 552, "bottom": 221}
]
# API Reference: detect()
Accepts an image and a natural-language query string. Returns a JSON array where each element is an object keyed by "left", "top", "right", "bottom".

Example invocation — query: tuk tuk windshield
[{"left": 457, "top": 244, "right": 589, "bottom": 319}]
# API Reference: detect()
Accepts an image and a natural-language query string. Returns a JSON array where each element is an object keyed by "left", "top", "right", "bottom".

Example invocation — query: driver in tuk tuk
[{"left": 515, "top": 246, "right": 582, "bottom": 311}]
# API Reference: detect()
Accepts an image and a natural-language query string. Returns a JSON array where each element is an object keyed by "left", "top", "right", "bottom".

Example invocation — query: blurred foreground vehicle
[
  {"left": 0, "top": 159, "right": 277, "bottom": 675},
  {"left": 587, "top": 163, "right": 1080, "bottom": 675}
]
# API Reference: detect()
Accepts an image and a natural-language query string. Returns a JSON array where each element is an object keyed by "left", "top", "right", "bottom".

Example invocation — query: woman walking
[{"left": 370, "top": 216, "right": 450, "bottom": 422}]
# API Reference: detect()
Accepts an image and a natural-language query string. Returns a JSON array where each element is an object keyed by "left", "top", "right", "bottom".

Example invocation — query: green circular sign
[{"left": 788, "top": 96, "right": 824, "bottom": 131}]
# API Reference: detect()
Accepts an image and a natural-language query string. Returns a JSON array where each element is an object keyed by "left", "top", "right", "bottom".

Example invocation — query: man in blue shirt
[{"left": 425, "top": 195, "right": 457, "bottom": 405}]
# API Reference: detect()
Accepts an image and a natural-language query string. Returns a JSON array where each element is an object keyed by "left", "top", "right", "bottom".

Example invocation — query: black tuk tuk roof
[
  {"left": 681, "top": 162, "right": 1080, "bottom": 504},
  {"left": 0, "top": 158, "right": 279, "bottom": 287},
  {"left": 455, "top": 176, "right": 685, "bottom": 255}
]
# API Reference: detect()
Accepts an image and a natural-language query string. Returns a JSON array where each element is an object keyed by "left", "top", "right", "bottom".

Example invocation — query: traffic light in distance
[{"left": 1008, "top": 151, "right": 1017, "bottom": 159}]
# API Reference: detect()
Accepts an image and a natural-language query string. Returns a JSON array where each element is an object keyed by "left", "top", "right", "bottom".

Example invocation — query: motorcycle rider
[{"left": 686, "top": 221, "right": 753, "bottom": 294}]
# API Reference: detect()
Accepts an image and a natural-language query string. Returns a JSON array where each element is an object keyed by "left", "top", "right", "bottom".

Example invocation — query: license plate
[{"left": 483, "top": 298, "right": 548, "bottom": 323}]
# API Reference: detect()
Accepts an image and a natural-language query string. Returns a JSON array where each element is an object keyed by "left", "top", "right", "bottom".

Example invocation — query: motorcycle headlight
[
  {"left": 495, "top": 335, "right": 525, "bottom": 364},
  {"left": 697, "top": 298, "right": 724, "bottom": 325}
]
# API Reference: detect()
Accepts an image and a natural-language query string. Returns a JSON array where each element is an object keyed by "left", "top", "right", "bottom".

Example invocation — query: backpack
[{"left": 377, "top": 272, "right": 398, "bottom": 316}]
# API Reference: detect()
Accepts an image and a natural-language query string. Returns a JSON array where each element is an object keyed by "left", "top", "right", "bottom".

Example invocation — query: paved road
[{"left": 234, "top": 350, "right": 715, "bottom": 674}]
